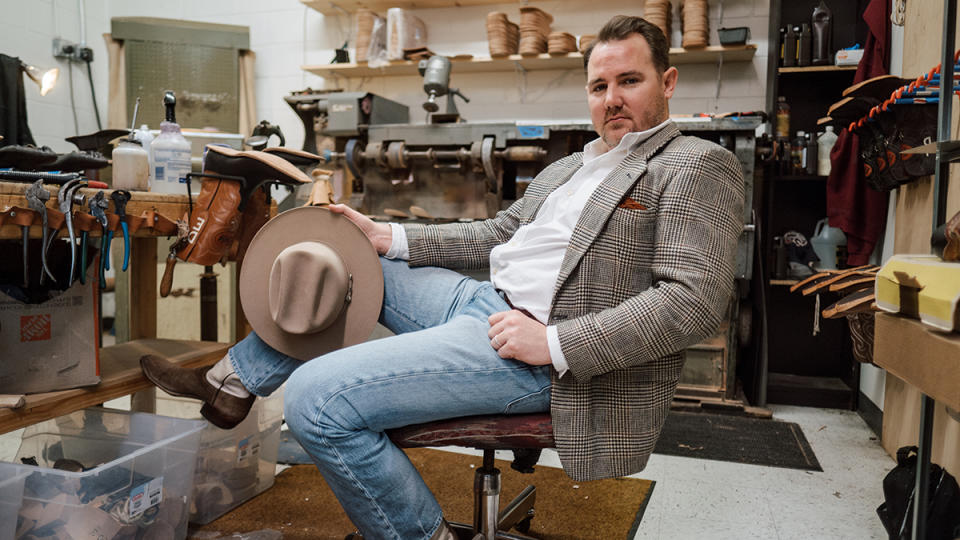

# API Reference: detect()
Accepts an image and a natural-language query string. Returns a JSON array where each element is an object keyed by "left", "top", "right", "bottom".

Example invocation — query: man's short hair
[{"left": 582, "top": 16, "right": 671, "bottom": 75}]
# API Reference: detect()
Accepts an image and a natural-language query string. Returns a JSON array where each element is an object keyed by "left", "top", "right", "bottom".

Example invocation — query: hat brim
[{"left": 239, "top": 206, "right": 383, "bottom": 361}]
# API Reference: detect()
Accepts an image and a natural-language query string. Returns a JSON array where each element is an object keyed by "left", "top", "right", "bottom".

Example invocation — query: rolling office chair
[{"left": 347, "top": 412, "right": 555, "bottom": 540}]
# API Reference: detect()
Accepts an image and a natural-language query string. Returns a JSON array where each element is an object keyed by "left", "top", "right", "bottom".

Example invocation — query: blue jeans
[{"left": 228, "top": 258, "right": 553, "bottom": 540}]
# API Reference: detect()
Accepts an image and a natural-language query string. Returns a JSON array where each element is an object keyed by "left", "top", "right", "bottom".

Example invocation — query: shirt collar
[{"left": 582, "top": 118, "right": 672, "bottom": 162}]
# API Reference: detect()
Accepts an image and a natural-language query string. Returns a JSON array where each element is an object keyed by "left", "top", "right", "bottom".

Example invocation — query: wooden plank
[
  {"left": 302, "top": 0, "right": 517, "bottom": 15},
  {"left": 880, "top": 0, "right": 960, "bottom": 477},
  {"left": 0, "top": 339, "right": 228, "bottom": 434},
  {"left": 0, "top": 182, "right": 190, "bottom": 240},
  {"left": 873, "top": 314, "right": 960, "bottom": 411},
  {"left": 302, "top": 45, "right": 758, "bottom": 78},
  {"left": 778, "top": 65, "right": 857, "bottom": 73},
  {"left": 882, "top": 374, "right": 960, "bottom": 477}
]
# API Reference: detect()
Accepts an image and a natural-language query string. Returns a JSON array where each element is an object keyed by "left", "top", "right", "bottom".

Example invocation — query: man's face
[{"left": 586, "top": 35, "right": 678, "bottom": 151}]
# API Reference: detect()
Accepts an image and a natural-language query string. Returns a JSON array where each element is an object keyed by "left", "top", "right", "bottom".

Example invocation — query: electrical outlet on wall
[{"left": 52, "top": 38, "right": 93, "bottom": 62}]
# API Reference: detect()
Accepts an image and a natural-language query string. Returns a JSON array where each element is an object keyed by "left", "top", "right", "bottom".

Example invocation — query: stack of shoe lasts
[
  {"left": 789, "top": 265, "right": 881, "bottom": 363},
  {"left": 547, "top": 32, "right": 577, "bottom": 55},
  {"left": 518, "top": 6, "right": 552, "bottom": 56},
  {"left": 644, "top": 0, "right": 672, "bottom": 44},
  {"left": 680, "top": 0, "right": 709, "bottom": 48},
  {"left": 486, "top": 12, "right": 519, "bottom": 57},
  {"left": 578, "top": 34, "right": 597, "bottom": 54}
]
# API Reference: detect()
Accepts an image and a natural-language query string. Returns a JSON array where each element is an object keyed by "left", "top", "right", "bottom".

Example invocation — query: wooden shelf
[
  {"left": 769, "top": 279, "right": 800, "bottom": 286},
  {"left": 778, "top": 65, "right": 858, "bottom": 73},
  {"left": 770, "top": 174, "right": 828, "bottom": 182},
  {"left": 303, "top": 45, "right": 758, "bottom": 78},
  {"left": 303, "top": 0, "right": 531, "bottom": 15},
  {"left": 0, "top": 339, "right": 228, "bottom": 434}
]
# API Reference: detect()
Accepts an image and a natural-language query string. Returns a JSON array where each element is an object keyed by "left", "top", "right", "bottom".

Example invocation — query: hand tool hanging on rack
[
  {"left": 109, "top": 190, "right": 132, "bottom": 272},
  {"left": 160, "top": 220, "right": 189, "bottom": 298},
  {"left": 88, "top": 191, "right": 109, "bottom": 289},
  {"left": 56, "top": 178, "right": 88, "bottom": 284},
  {"left": 24, "top": 180, "right": 56, "bottom": 284},
  {"left": 6, "top": 183, "right": 41, "bottom": 288}
]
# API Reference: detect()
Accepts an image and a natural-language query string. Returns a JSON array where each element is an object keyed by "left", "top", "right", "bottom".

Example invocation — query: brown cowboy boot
[{"left": 140, "top": 355, "right": 255, "bottom": 429}]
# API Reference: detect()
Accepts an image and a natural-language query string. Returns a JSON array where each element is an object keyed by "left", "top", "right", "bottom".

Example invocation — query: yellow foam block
[{"left": 875, "top": 254, "right": 960, "bottom": 331}]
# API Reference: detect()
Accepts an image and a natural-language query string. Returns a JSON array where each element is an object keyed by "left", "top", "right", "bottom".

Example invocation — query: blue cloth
[{"left": 228, "top": 257, "right": 552, "bottom": 540}]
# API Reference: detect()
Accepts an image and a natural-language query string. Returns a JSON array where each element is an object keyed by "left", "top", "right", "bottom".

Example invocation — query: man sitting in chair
[{"left": 142, "top": 14, "right": 743, "bottom": 540}]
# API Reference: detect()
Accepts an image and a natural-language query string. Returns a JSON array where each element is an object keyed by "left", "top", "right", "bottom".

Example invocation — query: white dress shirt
[{"left": 386, "top": 119, "right": 670, "bottom": 376}]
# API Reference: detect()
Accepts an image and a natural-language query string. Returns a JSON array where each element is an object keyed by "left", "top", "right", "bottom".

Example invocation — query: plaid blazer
[{"left": 405, "top": 122, "right": 744, "bottom": 481}]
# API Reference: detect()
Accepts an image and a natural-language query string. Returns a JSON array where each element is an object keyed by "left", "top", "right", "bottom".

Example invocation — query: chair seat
[{"left": 388, "top": 413, "right": 554, "bottom": 450}]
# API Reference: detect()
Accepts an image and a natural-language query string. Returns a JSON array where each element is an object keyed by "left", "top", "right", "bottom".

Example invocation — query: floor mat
[
  {"left": 193, "top": 447, "right": 655, "bottom": 540},
  {"left": 653, "top": 411, "right": 822, "bottom": 471}
]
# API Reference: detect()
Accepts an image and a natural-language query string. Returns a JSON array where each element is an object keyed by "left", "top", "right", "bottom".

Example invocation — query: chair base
[{"left": 344, "top": 457, "right": 539, "bottom": 540}]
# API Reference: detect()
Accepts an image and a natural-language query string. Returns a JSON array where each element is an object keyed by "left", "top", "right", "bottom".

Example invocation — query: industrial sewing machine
[{"left": 285, "top": 58, "right": 761, "bottom": 409}]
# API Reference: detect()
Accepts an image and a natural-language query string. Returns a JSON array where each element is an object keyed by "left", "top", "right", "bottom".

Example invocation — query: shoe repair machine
[{"left": 285, "top": 55, "right": 761, "bottom": 410}]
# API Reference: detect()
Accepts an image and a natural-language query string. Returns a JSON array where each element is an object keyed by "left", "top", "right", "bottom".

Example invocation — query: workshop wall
[
  {"left": 5, "top": 0, "right": 768, "bottom": 153},
  {"left": 2, "top": 0, "right": 112, "bottom": 153}
]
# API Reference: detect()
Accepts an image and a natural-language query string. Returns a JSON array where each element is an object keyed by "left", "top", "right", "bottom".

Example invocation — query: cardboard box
[
  {"left": 0, "top": 264, "right": 100, "bottom": 394},
  {"left": 873, "top": 312, "right": 960, "bottom": 411},
  {"left": 875, "top": 254, "right": 960, "bottom": 331},
  {"left": 835, "top": 48, "right": 864, "bottom": 66}
]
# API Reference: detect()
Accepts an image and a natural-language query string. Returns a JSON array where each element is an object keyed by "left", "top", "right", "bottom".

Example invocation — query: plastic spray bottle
[{"left": 150, "top": 91, "right": 192, "bottom": 194}]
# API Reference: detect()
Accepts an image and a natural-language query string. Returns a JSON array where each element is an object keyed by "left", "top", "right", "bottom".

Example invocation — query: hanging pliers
[
  {"left": 57, "top": 178, "right": 88, "bottom": 285},
  {"left": 89, "top": 191, "right": 109, "bottom": 289},
  {"left": 24, "top": 180, "right": 56, "bottom": 284},
  {"left": 109, "top": 190, "right": 132, "bottom": 272}
]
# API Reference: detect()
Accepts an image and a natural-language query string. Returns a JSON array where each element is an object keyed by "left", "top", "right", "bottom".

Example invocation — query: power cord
[{"left": 79, "top": 47, "right": 102, "bottom": 131}]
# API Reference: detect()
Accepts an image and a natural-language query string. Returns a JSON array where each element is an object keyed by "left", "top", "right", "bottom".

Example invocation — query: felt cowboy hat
[{"left": 238, "top": 206, "right": 383, "bottom": 361}]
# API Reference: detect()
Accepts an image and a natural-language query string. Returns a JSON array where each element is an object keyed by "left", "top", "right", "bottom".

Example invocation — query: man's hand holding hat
[{"left": 328, "top": 203, "right": 393, "bottom": 255}]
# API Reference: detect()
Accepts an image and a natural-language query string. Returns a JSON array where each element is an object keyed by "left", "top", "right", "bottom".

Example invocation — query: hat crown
[{"left": 268, "top": 241, "right": 350, "bottom": 335}]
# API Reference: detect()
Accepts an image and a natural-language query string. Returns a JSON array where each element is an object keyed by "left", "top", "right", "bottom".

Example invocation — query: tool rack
[
  {"left": 871, "top": 1, "right": 960, "bottom": 538},
  {"left": 0, "top": 180, "right": 227, "bottom": 434}
]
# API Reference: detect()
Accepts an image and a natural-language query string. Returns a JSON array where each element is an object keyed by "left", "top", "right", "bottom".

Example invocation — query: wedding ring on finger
[{"left": 492, "top": 335, "right": 501, "bottom": 348}]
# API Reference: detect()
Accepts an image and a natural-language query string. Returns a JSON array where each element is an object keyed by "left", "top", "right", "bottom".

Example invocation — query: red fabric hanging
[{"left": 826, "top": 0, "right": 891, "bottom": 265}]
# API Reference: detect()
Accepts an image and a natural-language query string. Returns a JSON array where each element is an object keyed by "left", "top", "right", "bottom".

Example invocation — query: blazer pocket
[{"left": 618, "top": 197, "right": 648, "bottom": 210}]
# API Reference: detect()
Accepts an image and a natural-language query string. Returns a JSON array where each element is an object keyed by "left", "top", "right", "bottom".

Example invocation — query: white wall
[
  {"left": 4, "top": 0, "right": 769, "bottom": 152},
  {"left": 2, "top": 0, "right": 112, "bottom": 153}
]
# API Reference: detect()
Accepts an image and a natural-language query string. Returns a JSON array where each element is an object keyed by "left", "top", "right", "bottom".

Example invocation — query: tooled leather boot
[
  {"left": 177, "top": 145, "right": 312, "bottom": 266},
  {"left": 140, "top": 355, "right": 255, "bottom": 429}
]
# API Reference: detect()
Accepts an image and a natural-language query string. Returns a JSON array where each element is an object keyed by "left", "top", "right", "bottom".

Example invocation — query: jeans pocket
[{"left": 502, "top": 384, "right": 551, "bottom": 414}]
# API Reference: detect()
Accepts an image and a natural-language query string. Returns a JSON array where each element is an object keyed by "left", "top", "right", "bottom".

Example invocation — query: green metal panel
[{"left": 115, "top": 18, "right": 248, "bottom": 133}]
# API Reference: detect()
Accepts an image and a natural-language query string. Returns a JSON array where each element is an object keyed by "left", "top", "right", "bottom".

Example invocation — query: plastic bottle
[
  {"left": 798, "top": 23, "right": 812, "bottom": 66},
  {"left": 810, "top": 218, "right": 847, "bottom": 270},
  {"left": 812, "top": 0, "right": 833, "bottom": 66},
  {"left": 806, "top": 132, "right": 818, "bottom": 175},
  {"left": 817, "top": 126, "right": 838, "bottom": 176},
  {"left": 132, "top": 124, "right": 154, "bottom": 184},
  {"left": 150, "top": 91, "right": 192, "bottom": 194},
  {"left": 775, "top": 96, "right": 791, "bottom": 139},
  {"left": 112, "top": 139, "right": 150, "bottom": 191},
  {"left": 792, "top": 131, "right": 806, "bottom": 174},
  {"left": 783, "top": 25, "right": 798, "bottom": 67}
]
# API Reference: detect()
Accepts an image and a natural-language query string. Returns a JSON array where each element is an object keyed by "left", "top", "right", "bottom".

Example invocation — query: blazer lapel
[{"left": 553, "top": 122, "right": 682, "bottom": 301}]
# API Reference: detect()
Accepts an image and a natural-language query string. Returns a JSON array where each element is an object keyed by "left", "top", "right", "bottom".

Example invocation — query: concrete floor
[{"left": 0, "top": 404, "right": 894, "bottom": 539}]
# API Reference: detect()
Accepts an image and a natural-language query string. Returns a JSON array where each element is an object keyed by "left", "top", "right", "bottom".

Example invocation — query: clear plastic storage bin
[
  {"left": 0, "top": 407, "right": 205, "bottom": 540},
  {"left": 155, "top": 389, "right": 283, "bottom": 524}
]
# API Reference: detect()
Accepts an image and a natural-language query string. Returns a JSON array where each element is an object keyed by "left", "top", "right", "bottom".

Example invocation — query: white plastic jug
[{"left": 810, "top": 218, "right": 846, "bottom": 270}]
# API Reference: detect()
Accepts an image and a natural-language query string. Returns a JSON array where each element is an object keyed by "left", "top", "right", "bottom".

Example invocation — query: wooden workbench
[{"left": 0, "top": 181, "right": 228, "bottom": 434}]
